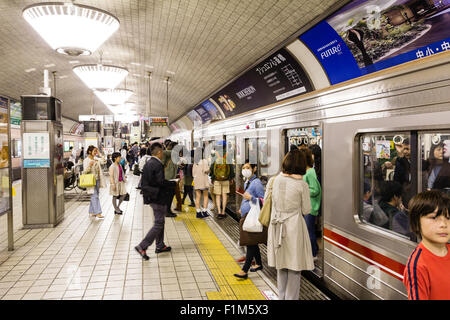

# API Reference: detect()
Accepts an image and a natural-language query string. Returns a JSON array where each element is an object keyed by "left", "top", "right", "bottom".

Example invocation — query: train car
[{"left": 170, "top": 51, "right": 450, "bottom": 300}]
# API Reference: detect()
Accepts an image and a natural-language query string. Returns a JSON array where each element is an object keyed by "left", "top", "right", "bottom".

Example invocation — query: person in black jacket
[
  {"left": 393, "top": 138, "right": 413, "bottom": 207},
  {"left": 135, "top": 142, "right": 175, "bottom": 260}
]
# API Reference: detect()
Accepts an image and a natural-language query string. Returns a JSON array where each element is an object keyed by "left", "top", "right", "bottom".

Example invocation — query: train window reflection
[
  {"left": 420, "top": 133, "right": 450, "bottom": 195},
  {"left": 360, "top": 132, "right": 417, "bottom": 241}
]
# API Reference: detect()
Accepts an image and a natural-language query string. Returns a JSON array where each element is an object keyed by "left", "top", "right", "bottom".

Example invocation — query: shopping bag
[
  {"left": 79, "top": 174, "right": 96, "bottom": 188},
  {"left": 258, "top": 178, "right": 274, "bottom": 227},
  {"left": 243, "top": 202, "right": 263, "bottom": 233}
]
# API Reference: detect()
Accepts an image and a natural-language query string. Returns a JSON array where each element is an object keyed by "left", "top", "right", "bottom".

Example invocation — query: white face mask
[{"left": 242, "top": 169, "right": 253, "bottom": 179}]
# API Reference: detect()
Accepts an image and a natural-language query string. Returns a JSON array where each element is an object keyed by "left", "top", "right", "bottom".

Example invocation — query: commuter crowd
[{"left": 67, "top": 137, "right": 449, "bottom": 301}]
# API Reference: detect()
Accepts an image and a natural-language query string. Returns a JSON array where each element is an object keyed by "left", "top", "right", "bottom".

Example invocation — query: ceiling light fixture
[
  {"left": 23, "top": 2, "right": 120, "bottom": 56},
  {"left": 73, "top": 64, "right": 128, "bottom": 90},
  {"left": 94, "top": 88, "right": 133, "bottom": 106}
]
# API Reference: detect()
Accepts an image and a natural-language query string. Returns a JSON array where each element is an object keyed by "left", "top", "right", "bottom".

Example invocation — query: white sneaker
[{"left": 95, "top": 214, "right": 105, "bottom": 220}]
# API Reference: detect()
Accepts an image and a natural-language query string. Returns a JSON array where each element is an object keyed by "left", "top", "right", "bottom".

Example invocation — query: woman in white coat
[
  {"left": 192, "top": 148, "right": 210, "bottom": 218},
  {"left": 109, "top": 152, "right": 127, "bottom": 215},
  {"left": 266, "top": 149, "right": 314, "bottom": 300},
  {"left": 83, "top": 145, "right": 106, "bottom": 219}
]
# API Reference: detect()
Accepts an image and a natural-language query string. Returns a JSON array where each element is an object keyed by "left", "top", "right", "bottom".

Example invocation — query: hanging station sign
[
  {"left": 150, "top": 117, "right": 168, "bottom": 126},
  {"left": 300, "top": 0, "right": 450, "bottom": 85}
]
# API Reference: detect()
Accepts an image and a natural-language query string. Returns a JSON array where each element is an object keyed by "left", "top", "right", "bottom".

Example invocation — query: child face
[{"left": 420, "top": 207, "right": 450, "bottom": 245}]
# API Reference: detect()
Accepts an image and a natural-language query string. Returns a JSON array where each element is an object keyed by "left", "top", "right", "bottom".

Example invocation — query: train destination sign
[{"left": 300, "top": 0, "right": 450, "bottom": 85}]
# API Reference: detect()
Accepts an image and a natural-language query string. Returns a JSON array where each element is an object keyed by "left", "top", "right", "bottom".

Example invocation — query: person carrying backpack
[{"left": 210, "top": 143, "right": 235, "bottom": 219}]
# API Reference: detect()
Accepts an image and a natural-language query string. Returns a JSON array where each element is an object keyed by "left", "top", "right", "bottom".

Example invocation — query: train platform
[{"left": 0, "top": 174, "right": 330, "bottom": 301}]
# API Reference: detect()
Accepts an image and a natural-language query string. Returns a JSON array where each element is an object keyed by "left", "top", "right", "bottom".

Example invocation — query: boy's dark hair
[
  {"left": 408, "top": 190, "right": 450, "bottom": 235},
  {"left": 282, "top": 149, "right": 306, "bottom": 175},
  {"left": 379, "top": 181, "right": 403, "bottom": 202},
  {"left": 111, "top": 152, "right": 121, "bottom": 163},
  {"left": 150, "top": 142, "right": 163, "bottom": 155}
]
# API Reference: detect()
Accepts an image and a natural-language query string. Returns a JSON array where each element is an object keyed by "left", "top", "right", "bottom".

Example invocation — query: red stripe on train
[{"left": 324, "top": 228, "right": 406, "bottom": 281}]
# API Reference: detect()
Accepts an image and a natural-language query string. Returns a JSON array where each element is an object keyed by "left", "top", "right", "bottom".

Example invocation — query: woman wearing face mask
[{"left": 234, "top": 161, "right": 265, "bottom": 279}]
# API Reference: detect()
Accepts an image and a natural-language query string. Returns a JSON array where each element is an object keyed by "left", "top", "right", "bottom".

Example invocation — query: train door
[
  {"left": 284, "top": 126, "right": 324, "bottom": 276},
  {"left": 224, "top": 135, "right": 237, "bottom": 215}
]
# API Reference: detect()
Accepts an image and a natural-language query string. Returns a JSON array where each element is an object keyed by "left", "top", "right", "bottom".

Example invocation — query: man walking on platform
[{"left": 135, "top": 142, "right": 175, "bottom": 260}]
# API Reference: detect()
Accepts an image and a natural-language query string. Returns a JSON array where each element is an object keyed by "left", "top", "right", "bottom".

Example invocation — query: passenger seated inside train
[{"left": 372, "top": 181, "right": 411, "bottom": 235}]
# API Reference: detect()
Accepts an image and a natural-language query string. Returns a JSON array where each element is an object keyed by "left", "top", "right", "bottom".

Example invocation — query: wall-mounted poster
[
  {"left": 376, "top": 141, "right": 391, "bottom": 159},
  {"left": 10, "top": 101, "right": 21, "bottom": 126},
  {"left": 301, "top": 0, "right": 450, "bottom": 84},
  {"left": 187, "top": 110, "right": 203, "bottom": 127},
  {"left": 209, "top": 48, "right": 313, "bottom": 118}
]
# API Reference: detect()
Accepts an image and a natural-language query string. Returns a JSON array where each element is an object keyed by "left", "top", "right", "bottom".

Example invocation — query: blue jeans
[
  {"left": 89, "top": 180, "right": 102, "bottom": 215},
  {"left": 304, "top": 214, "right": 318, "bottom": 257}
]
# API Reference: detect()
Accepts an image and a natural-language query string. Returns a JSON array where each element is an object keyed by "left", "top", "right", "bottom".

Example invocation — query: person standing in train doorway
[
  {"left": 210, "top": 141, "right": 235, "bottom": 219},
  {"left": 135, "top": 142, "right": 175, "bottom": 260},
  {"left": 403, "top": 190, "right": 450, "bottom": 300},
  {"left": 300, "top": 149, "right": 322, "bottom": 261},
  {"left": 266, "top": 149, "right": 314, "bottom": 300}
]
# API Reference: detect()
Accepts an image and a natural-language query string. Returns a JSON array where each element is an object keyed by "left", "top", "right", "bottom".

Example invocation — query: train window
[
  {"left": 419, "top": 132, "right": 450, "bottom": 195},
  {"left": 359, "top": 132, "right": 417, "bottom": 241}
]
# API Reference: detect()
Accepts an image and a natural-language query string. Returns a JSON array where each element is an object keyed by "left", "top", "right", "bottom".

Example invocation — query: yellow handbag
[
  {"left": 79, "top": 174, "right": 96, "bottom": 188},
  {"left": 258, "top": 177, "right": 275, "bottom": 227}
]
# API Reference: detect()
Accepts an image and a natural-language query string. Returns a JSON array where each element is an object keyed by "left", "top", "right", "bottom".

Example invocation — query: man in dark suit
[{"left": 135, "top": 142, "right": 175, "bottom": 260}]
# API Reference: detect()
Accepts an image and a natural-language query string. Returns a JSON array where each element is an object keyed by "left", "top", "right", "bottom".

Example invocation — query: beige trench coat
[
  {"left": 266, "top": 174, "right": 315, "bottom": 271},
  {"left": 83, "top": 157, "right": 106, "bottom": 188},
  {"left": 109, "top": 163, "right": 127, "bottom": 196},
  {"left": 192, "top": 159, "right": 210, "bottom": 190}
]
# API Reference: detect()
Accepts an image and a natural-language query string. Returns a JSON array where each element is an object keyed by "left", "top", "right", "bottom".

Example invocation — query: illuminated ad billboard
[
  {"left": 208, "top": 48, "right": 312, "bottom": 118},
  {"left": 300, "top": 0, "right": 450, "bottom": 84}
]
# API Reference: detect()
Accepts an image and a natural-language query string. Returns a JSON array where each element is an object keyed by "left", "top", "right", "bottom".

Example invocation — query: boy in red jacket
[{"left": 403, "top": 190, "right": 450, "bottom": 300}]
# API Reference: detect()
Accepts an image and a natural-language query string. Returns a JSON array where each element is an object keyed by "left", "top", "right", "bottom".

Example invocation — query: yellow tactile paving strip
[{"left": 176, "top": 206, "right": 266, "bottom": 300}]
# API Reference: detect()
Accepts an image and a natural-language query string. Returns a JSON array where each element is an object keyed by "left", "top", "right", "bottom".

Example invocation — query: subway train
[{"left": 168, "top": 51, "right": 450, "bottom": 300}]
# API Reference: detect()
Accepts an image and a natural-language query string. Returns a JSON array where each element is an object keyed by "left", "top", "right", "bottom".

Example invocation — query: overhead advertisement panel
[
  {"left": 209, "top": 48, "right": 313, "bottom": 119},
  {"left": 300, "top": 0, "right": 450, "bottom": 85}
]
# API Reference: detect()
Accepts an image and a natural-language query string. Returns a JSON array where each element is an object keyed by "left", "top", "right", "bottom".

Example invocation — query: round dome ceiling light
[
  {"left": 73, "top": 64, "right": 128, "bottom": 90},
  {"left": 23, "top": 2, "right": 120, "bottom": 56}
]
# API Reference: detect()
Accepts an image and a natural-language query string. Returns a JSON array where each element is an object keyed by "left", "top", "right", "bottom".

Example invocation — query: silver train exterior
[{"left": 169, "top": 52, "right": 450, "bottom": 300}]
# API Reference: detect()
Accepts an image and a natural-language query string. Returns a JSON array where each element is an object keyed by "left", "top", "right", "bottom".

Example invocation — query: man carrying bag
[{"left": 135, "top": 143, "right": 175, "bottom": 260}]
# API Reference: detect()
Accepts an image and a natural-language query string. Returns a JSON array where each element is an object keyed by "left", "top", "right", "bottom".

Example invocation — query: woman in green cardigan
[{"left": 300, "top": 148, "right": 322, "bottom": 259}]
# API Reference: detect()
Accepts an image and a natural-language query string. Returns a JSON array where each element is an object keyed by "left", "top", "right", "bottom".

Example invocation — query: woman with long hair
[
  {"left": 267, "top": 149, "right": 314, "bottom": 300},
  {"left": 83, "top": 145, "right": 106, "bottom": 219}
]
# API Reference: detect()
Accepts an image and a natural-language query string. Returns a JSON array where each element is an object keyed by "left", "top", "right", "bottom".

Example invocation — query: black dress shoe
[
  {"left": 134, "top": 246, "right": 149, "bottom": 260},
  {"left": 201, "top": 211, "right": 209, "bottom": 218},
  {"left": 155, "top": 246, "right": 172, "bottom": 253},
  {"left": 114, "top": 211, "right": 123, "bottom": 215},
  {"left": 217, "top": 214, "right": 226, "bottom": 219},
  {"left": 136, "top": 187, "right": 141, "bottom": 190},
  {"left": 233, "top": 273, "right": 248, "bottom": 279},
  {"left": 250, "top": 266, "right": 263, "bottom": 272},
  {"left": 166, "top": 212, "right": 177, "bottom": 218}
]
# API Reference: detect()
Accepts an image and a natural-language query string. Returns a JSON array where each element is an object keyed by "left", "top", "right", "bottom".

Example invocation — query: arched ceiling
[{"left": 0, "top": 0, "right": 343, "bottom": 121}]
